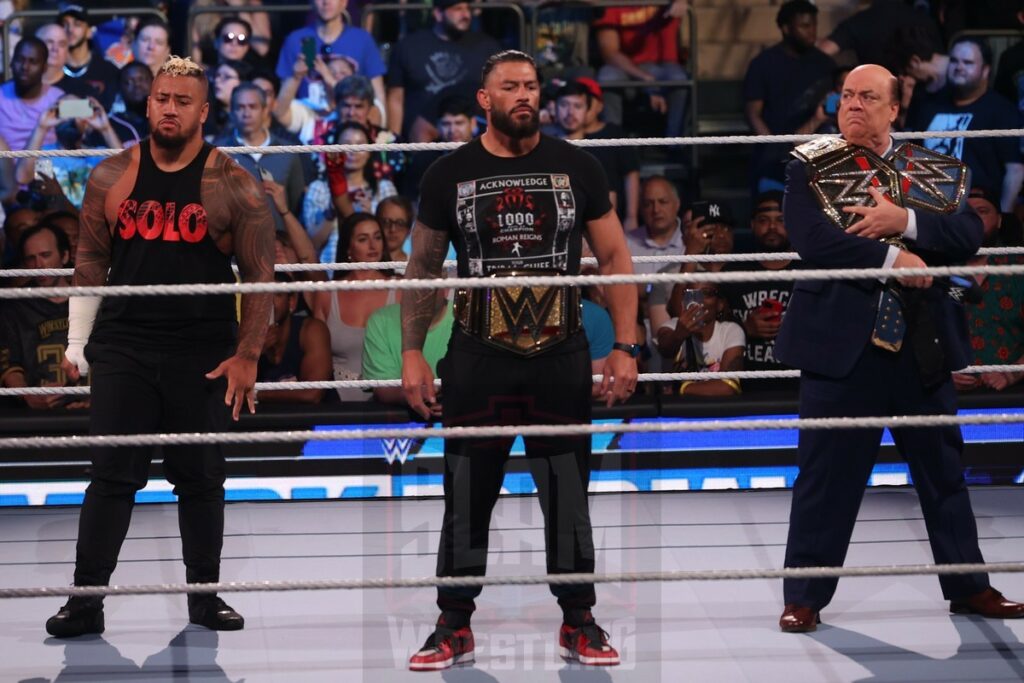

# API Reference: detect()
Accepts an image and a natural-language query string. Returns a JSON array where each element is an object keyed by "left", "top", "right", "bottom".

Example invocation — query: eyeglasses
[
  {"left": 220, "top": 32, "right": 248, "bottom": 45},
  {"left": 380, "top": 218, "right": 410, "bottom": 230}
]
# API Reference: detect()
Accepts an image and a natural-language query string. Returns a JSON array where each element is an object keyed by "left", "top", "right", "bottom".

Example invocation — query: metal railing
[
  {"left": 186, "top": 4, "right": 352, "bottom": 63},
  {"left": 2, "top": 7, "right": 167, "bottom": 80}
]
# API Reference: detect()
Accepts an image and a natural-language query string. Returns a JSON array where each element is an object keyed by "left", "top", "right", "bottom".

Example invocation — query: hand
[
  {"left": 34, "top": 173, "right": 64, "bottom": 198},
  {"left": 843, "top": 186, "right": 909, "bottom": 239},
  {"left": 683, "top": 215, "right": 710, "bottom": 254},
  {"left": 312, "top": 55, "right": 334, "bottom": 85},
  {"left": 892, "top": 249, "right": 932, "bottom": 288},
  {"left": 24, "top": 382, "right": 66, "bottom": 410},
  {"left": 649, "top": 93, "right": 668, "bottom": 114},
  {"left": 206, "top": 354, "right": 258, "bottom": 421},
  {"left": 263, "top": 179, "right": 288, "bottom": 214},
  {"left": 402, "top": 351, "right": 437, "bottom": 420},
  {"left": 325, "top": 152, "right": 349, "bottom": 196},
  {"left": 38, "top": 105, "right": 63, "bottom": 130},
  {"left": 62, "top": 348, "right": 86, "bottom": 382},
  {"left": 292, "top": 54, "right": 309, "bottom": 79},
  {"left": 665, "top": 0, "right": 689, "bottom": 18},
  {"left": 676, "top": 303, "right": 708, "bottom": 337},
  {"left": 598, "top": 349, "right": 638, "bottom": 407},
  {"left": 83, "top": 97, "right": 110, "bottom": 132},
  {"left": 952, "top": 372, "right": 980, "bottom": 391},
  {"left": 745, "top": 307, "right": 782, "bottom": 339},
  {"left": 979, "top": 371, "right": 1016, "bottom": 391}
]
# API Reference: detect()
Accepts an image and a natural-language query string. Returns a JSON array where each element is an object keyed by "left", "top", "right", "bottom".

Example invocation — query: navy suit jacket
[{"left": 775, "top": 158, "right": 984, "bottom": 379}]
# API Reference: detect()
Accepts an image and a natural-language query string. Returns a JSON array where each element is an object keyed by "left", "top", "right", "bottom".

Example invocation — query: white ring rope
[
  {"left": 0, "top": 128, "right": 1019, "bottom": 159},
  {"left": 3, "top": 561, "right": 1024, "bottom": 599},
  {"left": 0, "top": 413, "right": 1019, "bottom": 451},
  {"left": 3, "top": 264, "right": 1024, "bottom": 300},
  {"left": 5, "top": 248, "right": 1023, "bottom": 280},
  {"left": 1, "top": 365, "right": 1022, "bottom": 398}
]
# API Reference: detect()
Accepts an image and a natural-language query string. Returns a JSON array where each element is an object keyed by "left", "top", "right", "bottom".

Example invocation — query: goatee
[
  {"left": 152, "top": 127, "right": 190, "bottom": 150},
  {"left": 491, "top": 107, "right": 540, "bottom": 140}
]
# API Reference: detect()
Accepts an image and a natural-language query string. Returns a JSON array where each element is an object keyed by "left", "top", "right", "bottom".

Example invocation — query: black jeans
[
  {"left": 434, "top": 332, "right": 597, "bottom": 615},
  {"left": 74, "top": 341, "right": 232, "bottom": 588}
]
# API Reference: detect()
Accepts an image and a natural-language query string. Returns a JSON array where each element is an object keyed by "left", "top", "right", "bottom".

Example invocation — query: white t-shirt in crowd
[{"left": 658, "top": 319, "right": 745, "bottom": 370}]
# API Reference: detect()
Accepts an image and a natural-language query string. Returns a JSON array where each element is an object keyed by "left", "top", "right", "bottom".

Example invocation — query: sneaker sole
[
  {"left": 559, "top": 646, "right": 620, "bottom": 666},
  {"left": 409, "top": 650, "right": 474, "bottom": 671}
]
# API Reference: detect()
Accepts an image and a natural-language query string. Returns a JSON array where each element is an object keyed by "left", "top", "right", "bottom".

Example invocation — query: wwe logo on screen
[{"left": 381, "top": 438, "right": 415, "bottom": 464}]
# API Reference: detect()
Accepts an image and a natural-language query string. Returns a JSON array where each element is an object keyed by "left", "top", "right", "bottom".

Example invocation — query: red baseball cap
[{"left": 574, "top": 77, "right": 603, "bottom": 102}]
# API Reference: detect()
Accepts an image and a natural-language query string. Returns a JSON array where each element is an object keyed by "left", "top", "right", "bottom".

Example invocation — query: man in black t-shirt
[
  {"left": 907, "top": 38, "right": 1024, "bottom": 212},
  {"left": 385, "top": 0, "right": 500, "bottom": 139},
  {"left": 720, "top": 192, "right": 798, "bottom": 393},
  {"left": 818, "top": 0, "right": 942, "bottom": 68},
  {"left": 401, "top": 50, "right": 637, "bottom": 671},
  {"left": 743, "top": 0, "right": 834, "bottom": 192},
  {"left": 59, "top": 5, "right": 121, "bottom": 111}
]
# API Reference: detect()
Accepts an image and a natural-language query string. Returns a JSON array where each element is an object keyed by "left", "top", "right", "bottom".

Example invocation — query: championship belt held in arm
[{"left": 791, "top": 138, "right": 969, "bottom": 352}]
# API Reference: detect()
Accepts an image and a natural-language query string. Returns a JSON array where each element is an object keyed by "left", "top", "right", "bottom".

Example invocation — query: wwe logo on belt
[{"left": 493, "top": 286, "right": 560, "bottom": 344}]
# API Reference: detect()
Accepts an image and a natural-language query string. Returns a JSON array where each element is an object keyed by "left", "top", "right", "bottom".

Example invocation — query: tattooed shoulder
[{"left": 201, "top": 150, "right": 267, "bottom": 241}]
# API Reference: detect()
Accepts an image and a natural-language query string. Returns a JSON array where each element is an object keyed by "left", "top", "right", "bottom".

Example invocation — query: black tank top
[
  {"left": 92, "top": 141, "right": 237, "bottom": 349},
  {"left": 257, "top": 314, "right": 305, "bottom": 383}
]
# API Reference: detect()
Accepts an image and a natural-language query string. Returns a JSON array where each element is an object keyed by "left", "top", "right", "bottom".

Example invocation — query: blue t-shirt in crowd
[
  {"left": 276, "top": 26, "right": 386, "bottom": 98},
  {"left": 582, "top": 299, "right": 614, "bottom": 361},
  {"left": 906, "top": 88, "right": 1023, "bottom": 201}
]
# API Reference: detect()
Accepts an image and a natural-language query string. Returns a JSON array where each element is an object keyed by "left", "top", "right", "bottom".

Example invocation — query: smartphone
[
  {"left": 824, "top": 91, "right": 841, "bottom": 116},
  {"left": 301, "top": 37, "right": 317, "bottom": 70},
  {"left": 58, "top": 98, "right": 93, "bottom": 119},
  {"left": 258, "top": 166, "right": 274, "bottom": 182},
  {"left": 760, "top": 298, "right": 784, "bottom": 319},
  {"left": 35, "top": 158, "right": 54, "bottom": 180},
  {"left": 683, "top": 289, "right": 704, "bottom": 311}
]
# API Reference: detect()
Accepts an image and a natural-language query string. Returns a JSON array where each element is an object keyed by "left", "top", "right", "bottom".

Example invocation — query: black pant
[
  {"left": 783, "top": 343, "right": 989, "bottom": 609},
  {"left": 74, "top": 341, "right": 232, "bottom": 588},
  {"left": 435, "top": 332, "right": 596, "bottom": 615}
]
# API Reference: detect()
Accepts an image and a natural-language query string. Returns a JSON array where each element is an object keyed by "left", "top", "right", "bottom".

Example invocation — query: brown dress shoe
[
  {"left": 780, "top": 605, "right": 821, "bottom": 633},
  {"left": 950, "top": 588, "right": 1024, "bottom": 619}
]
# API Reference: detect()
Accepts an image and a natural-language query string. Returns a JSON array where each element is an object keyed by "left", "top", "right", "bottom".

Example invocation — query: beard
[
  {"left": 757, "top": 231, "right": 790, "bottom": 252},
  {"left": 491, "top": 105, "right": 540, "bottom": 140},
  {"left": 151, "top": 120, "right": 196, "bottom": 150}
]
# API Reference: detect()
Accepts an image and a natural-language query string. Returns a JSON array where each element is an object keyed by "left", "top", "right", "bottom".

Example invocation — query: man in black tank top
[
  {"left": 402, "top": 51, "right": 639, "bottom": 670},
  {"left": 45, "top": 56, "right": 275, "bottom": 638}
]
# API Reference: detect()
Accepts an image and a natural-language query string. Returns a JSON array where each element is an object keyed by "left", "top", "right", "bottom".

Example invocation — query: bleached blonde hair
[{"left": 158, "top": 55, "right": 206, "bottom": 79}]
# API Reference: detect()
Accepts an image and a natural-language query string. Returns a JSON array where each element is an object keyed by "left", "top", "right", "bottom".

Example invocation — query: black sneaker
[
  {"left": 187, "top": 595, "right": 244, "bottom": 631},
  {"left": 45, "top": 597, "right": 105, "bottom": 638}
]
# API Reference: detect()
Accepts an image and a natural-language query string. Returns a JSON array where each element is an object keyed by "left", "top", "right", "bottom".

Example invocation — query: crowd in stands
[{"left": 0, "top": 0, "right": 1022, "bottom": 415}]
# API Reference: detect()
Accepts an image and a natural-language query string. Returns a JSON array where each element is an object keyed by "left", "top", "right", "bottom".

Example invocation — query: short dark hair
[
  {"left": 776, "top": 0, "right": 817, "bottom": 28},
  {"left": 753, "top": 191, "right": 784, "bottom": 212},
  {"left": 885, "top": 25, "right": 940, "bottom": 73},
  {"left": 217, "top": 57, "right": 253, "bottom": 82},
  {"left": 334, "top": 75, "right": 374, "bottom": 105},
  {"left": 251, "top": 68, "right": 280, "bottom": 94},
  {"left": 437, "top": 95, "right": 475, "bottom": 120},
  {"left": 555, "top": 80, "right": 593, "bottom": 107},
  {"left": 951, "top": 37, "right": 993, "bottom": 67},
  {"left": 230, "top": 81, "right": 266, "bottom": 109},
  {"left": 15, "top": 36, "right": 48, "bottom": 62},
  {"left": 18, "top": 222, "right": 71, "bottom": 265},
  {"left": 481, "top": 50, "right": 536, "bottom": 86},
  {"left": 214, "top": 16, "right": 253, "bottom": 42},
  {"left": 135, "top": 17, "right": 170, "bottom": 41}
]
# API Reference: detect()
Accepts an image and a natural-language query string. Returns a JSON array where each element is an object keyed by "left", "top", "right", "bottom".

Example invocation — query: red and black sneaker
[
  {"left": 559, "top": 619, "right": 620, "bottom": 666},
  {"left": 408, "top": 625, "right": 475, "bottom": 671}
]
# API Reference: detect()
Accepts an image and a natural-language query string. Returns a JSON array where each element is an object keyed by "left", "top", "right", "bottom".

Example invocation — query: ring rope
[
  {"left": 5, "top": 248, "right": 1023, "bottom": 280},
  {"left": 3, "top": 561, "right": 1024, "bottom": 599},
  {"left": 2, "top": 365, "right": 1022, "bottom": 397},
  {"left": 3, "top": 264, "right": 1024, "bottom": 300},
  {"left": 0, "top": 128, "right": 1019, "bottom": 159},
  {"left": 0, "top": 413, "right": 1019, "bottom": 451}
]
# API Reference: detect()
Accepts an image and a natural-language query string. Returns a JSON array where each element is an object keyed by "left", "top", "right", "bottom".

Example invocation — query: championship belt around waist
[
  {"left": 453, "top": 270, "right": 582, "bottom": 356},
  {"left": 791, "top": 139, "right": 969, "bottom": 251}
]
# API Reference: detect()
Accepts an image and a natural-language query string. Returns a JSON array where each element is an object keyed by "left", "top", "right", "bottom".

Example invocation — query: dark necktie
[{"left": 871, "top": 288, "right": 906, "bottom": 352}]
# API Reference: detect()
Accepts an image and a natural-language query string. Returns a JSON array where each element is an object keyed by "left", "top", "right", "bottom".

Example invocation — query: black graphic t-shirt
[
  {"left": 418, "top": 135, "right": 612, "bottom": 278},
  {"left": 720, "top": 260, "right": 799, "bottom": 392},
  {"left": 0, "top": 298, "right": 70, "bottom": 387}
]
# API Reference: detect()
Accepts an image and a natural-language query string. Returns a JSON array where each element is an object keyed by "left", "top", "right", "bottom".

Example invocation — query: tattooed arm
[
  {"left": 400, "top": 223, "right": 450, "bottom": 418},
  {"left": 63, "top": 151, "right": 134, "bottom": 380},
  {"left": 203, "top": 152, "right": 275, "bottom": 420}
]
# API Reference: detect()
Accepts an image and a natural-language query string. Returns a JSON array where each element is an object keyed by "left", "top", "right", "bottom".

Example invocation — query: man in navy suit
[{"left": 775, "top": 64, "right": 1024, "bottom": 632}]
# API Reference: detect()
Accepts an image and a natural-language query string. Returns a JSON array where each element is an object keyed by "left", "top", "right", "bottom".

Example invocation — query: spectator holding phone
[
  {"left": 719, "top": 192, "right": 799, "bottom": 392},
  {"left": 655, "top": 284, "right": 745, "bottom": 397},
  {"left": 15, "top": 95, "right": 122, "bottom": 208},
  {"left": 0, "top": 37, "right": 65, "bottom": 151},
  {"left": 743, "top": 0, "right": 834, "bottom": 193},
  {"left": 59, "top": 6, "right": 121, "bottom": 111}
]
